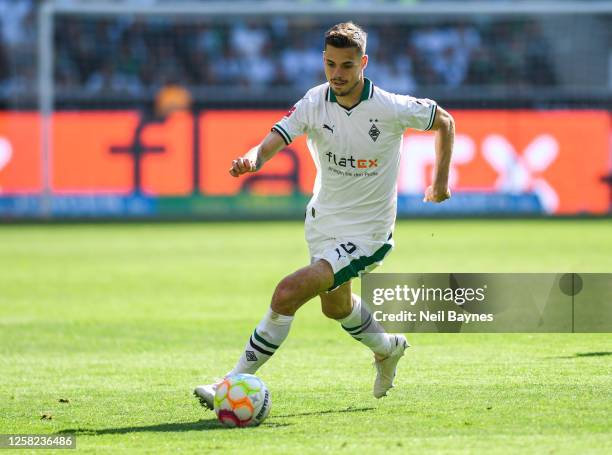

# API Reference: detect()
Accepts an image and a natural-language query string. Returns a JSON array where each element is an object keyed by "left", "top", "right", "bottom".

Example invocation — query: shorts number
[{"left": 335, "top": 242, "right": 357, "bottom": 260}]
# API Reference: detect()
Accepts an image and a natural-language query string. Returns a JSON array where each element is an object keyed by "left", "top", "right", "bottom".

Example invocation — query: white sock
[
  {"left": 339, "top": 293, "right": 392, "bottom": 356},
  {"left": 227, "top": 307, "right": 294, "bottom": 376}
]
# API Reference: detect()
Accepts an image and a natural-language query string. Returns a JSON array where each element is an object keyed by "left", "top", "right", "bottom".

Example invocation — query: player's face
[{"left": 323, "top": 45, "right": 368, "bottom": 98}]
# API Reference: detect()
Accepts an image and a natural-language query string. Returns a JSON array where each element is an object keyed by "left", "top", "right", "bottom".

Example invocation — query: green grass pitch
[{"left": 1, "top": 219, "right": 611, "bottom": 454}]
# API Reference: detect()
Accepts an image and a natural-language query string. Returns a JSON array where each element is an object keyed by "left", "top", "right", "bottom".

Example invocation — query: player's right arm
[
  {"left": 228, "top": 130, "right": 287, "bottom": 178},
  {"left": 230, "top": 91, "right": 311, "bottom": 177}
]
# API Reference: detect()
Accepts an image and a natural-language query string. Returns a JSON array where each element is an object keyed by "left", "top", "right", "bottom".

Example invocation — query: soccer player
[{"left": 195, "top": 22, "right": 454, "bottom": 408}]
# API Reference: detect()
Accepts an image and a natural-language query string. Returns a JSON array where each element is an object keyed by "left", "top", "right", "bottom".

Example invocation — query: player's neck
[{"left": 335, "top": 78, "right": 365, "bottom": 109}]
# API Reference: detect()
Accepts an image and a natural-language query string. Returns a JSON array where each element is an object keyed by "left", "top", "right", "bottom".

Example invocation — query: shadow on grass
[
  {"left": 57, "top": 419, "right": 291, "bottom": 435},
  {"left": 56, "top": 406, "right": 373, "bottom": 435},
  {"left": 553, "top": 351, "right": 612, "bottom": 359},
  {"left": 270, "top": 406, "right": 375, "bottom": 419}
]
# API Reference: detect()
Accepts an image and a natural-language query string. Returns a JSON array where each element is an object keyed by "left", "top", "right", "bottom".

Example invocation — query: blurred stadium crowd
[
  {"left": 0, "top": 0, "right": 560, "bottom": 98},
  {"left": 57, "top": 19, "right": 557, "bottom": 96}
]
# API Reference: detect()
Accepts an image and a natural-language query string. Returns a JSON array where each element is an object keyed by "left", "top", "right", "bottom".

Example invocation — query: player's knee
[{"left": 271, "top": 277, "right": 300, "bottom": 314}]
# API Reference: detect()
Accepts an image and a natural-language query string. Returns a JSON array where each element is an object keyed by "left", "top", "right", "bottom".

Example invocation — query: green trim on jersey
[
  {"left": 424, "top": 103, "right": 438, "bottom": 131},
  {"left": 331, "top": 242, "right": 392, "bottom": 290},
  {"left": 327, "top": 78, "right": 373, "bottom": 105},
  {"left": 272, "top": 124, "right": 292, "bottom": 145}
]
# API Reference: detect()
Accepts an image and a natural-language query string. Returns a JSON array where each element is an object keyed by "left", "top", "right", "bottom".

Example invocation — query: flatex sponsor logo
[{"left": 325, "top": 151, "right": 378, "bottom": 169}]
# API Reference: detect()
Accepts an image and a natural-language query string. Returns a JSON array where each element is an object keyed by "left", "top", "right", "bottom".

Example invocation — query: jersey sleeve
[
  {"left": 394, "top": 95, "right": 438, "bottom": 132},
  {"left": 272, "top": 95, "right": 311, "bottom": 145}
]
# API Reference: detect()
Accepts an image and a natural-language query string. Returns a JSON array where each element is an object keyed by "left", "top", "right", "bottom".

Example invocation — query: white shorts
[{"left": 305, "top": 225, "right": 394, "bottom": 292}]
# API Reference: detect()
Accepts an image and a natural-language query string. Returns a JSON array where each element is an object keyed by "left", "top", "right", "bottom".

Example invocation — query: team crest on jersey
[{"left": 368, "top": 118, "right": 381, "bottom": 142}]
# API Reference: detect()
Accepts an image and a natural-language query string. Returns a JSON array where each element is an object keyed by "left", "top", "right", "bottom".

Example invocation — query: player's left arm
[{"left": 424, "top": 106, "right": 455, "bottom": 203}]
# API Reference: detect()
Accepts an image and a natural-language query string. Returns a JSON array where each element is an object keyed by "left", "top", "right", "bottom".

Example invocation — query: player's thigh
[{"left": 319, "top": 281, "right": 352, "bottom": 319}]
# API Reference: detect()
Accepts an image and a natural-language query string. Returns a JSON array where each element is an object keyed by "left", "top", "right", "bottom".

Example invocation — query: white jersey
[{"left": 272, "top": 78, "right": 437, "bottom": 238}]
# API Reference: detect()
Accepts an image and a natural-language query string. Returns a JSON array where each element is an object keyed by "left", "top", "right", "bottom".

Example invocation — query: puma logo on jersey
[
  {"left": 323, "top": 123, "right": 335, "bottom": 134},
  {"left": 325, "top": 152, "right": 378, "bottom": 169}
]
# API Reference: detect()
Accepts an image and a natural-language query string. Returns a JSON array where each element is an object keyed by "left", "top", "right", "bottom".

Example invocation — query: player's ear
[{"left": 361, "top": 53, "right": 368, "bottom": 70}]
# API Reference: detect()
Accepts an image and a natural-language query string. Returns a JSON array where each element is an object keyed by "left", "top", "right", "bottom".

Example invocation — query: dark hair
[{"left": 324, "top": 22, "right": 367, "bottom": 55}]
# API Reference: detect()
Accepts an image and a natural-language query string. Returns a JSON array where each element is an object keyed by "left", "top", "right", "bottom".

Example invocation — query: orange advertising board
[
  {"left": 0, "top": 109, "right": 609, "bottom": 215},
  {"left": 140, "top": 112, "right": 193, "bottom": 195},
  {"left": 199, "top": 111, "right": 314, "bottom": 196},
  {"left": 52, "top": 111, "right": 193, "bottom": 195},
  {"left": 52, "top": 111, "right": 139, "bottom": 193},
  {"left": 399, "top": 110, "right": 611, "bottom": 214},
  {"left": 0, "top": 112, "right": 42, "bottom": 193}
]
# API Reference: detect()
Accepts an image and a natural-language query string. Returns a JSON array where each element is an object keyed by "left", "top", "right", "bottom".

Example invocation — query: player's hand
[
  {"left": 229, "top": 157, "right": 256, "bottom": 177},
  {"left": 423, "top": 185, "right": 451, "bottom": 203}
]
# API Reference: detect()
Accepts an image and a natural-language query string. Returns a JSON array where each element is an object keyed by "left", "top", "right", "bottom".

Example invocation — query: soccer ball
[{"left": 214, "top": 374, "right": 271, "bottom": 427}]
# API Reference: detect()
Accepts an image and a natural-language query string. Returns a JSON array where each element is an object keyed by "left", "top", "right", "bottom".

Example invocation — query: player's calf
[
  {"left": 227, "top": 261, "right": 334, "bottom": 377},
  {"left": 226, "top": 307, "right": 294, "bottom": 377},
  {"left": 320, "top": 282, "right": 353, "bottom": 320},
  {"left": 337, "top": 293, "right": 393, "bottom": 357}
]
